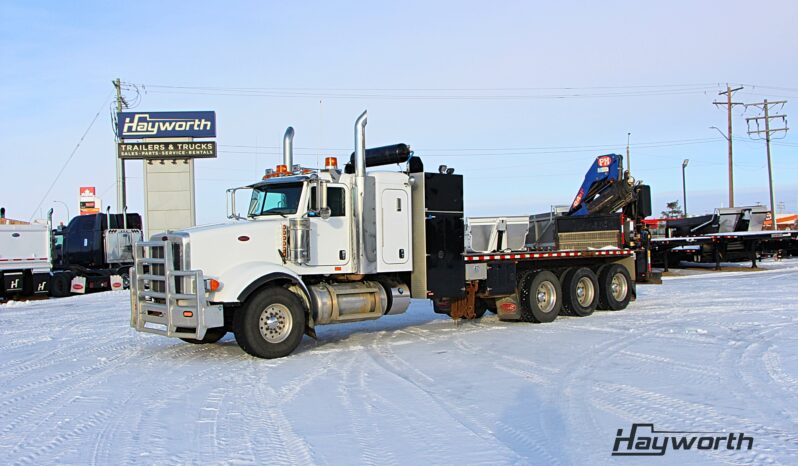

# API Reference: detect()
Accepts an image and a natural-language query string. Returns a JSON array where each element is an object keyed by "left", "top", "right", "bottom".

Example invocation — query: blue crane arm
[{"left": 567, "top": 153, "right": 625, "bottom": 216}]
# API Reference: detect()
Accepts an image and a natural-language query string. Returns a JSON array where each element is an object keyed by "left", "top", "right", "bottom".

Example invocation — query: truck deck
[{"left": 464, "top": 248, "right": 634, "bottom": 262}]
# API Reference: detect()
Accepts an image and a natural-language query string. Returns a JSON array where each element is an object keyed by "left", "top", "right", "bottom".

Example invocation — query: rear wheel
[
  {"left": 49, "top": 272, "right": 72, "bottom": 298},
  {"left": 597, "top": 264, "right": 632, "bottom": 311},
  {"left": 180, "top": 328, "right": 227, "bottom": 344},
  {"left": 519, "top": 270, "right": 562, "bottom": 323},
  {"left": 234, "top": 287, "right": 306, "bottom": 359},
  {"left": 562, "top": 267, "right": 599, "bottom": 317},
  {"left": 473, "top": 298, "right": 489, "bottom": 318}
]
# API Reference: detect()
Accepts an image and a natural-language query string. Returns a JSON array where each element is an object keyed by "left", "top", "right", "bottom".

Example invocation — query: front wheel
[{"left": 234, "top": 287, "right": 306, "bottom": 359}]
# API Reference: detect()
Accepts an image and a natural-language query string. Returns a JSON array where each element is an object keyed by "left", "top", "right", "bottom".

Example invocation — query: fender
[{"left": 208, "top": 261, "right": 311, "bottom": 308}]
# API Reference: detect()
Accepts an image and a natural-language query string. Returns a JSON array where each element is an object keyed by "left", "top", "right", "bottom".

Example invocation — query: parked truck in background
[
  {"left": 0, "top": 209, "right": 142, "bottom": 299},
  {"left": 0, "top": 219, "right": 52, "bottom": 299},
  {"left": 131, "top": 110, "right": 656, "bottom": 359}
]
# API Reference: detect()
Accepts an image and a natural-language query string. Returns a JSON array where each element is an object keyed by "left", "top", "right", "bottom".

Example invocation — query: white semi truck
[
  {"left": 0, "top": 220, "right": 52, "bottom": 298},
  {"left": 131, "top": 111, "right": 654, "bottom": 359}
]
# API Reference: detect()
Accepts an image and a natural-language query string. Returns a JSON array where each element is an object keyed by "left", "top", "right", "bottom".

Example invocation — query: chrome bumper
[{"left": 130, "top": 239, "right": 223, "bottom": 340}]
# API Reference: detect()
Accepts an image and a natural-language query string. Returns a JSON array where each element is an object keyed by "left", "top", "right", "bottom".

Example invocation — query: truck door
[
  {"left": 381, "top": 189, "right": 410, "bottom": 264},
  {"left": 308, "top": 185, "right": 350, "bottom": 267}
]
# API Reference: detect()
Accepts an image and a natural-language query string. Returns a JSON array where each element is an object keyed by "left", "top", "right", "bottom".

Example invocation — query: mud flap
[
  {"left": 71, "top": 276, "right": 87, "bottom": 294},
  {"left": 496, "top": 294, "right": 522, "bottom": 321}
]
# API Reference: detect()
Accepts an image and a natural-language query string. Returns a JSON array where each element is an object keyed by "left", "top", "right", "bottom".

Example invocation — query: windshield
[{"left": 248, "top": 183, "right": 304, "bottom": 216}]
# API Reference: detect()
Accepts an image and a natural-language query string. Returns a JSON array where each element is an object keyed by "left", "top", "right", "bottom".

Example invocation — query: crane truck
[{"left": 130, "top": 111, "right": 654, "bottom": 359}]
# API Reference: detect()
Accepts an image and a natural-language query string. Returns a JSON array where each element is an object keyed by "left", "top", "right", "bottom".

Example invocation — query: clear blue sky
[{"left": 2, "top": 0, "right": 796, "bottom": 225}]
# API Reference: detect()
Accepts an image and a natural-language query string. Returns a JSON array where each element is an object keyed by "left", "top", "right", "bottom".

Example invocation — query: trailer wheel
[
  {"left": 597, "top": 264, "right": 632, "bottom": 311},
  {"left": 519, "top": 270, "right": 562, "bottom": 323},
  {"left": 49, "top": 273, "right": 72, "bottom": 298},
  {"left": 562, "top": 267, "right": 599, "bottom": 317},
  {"left": 180, "top": 328, "right": 227, "bottom": 344},
  {"left": 234, "top": 286, "right": 306, "bottom": 359}
]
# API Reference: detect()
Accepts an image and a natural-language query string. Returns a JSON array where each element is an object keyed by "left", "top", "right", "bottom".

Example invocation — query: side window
[
  {"left": 263, "top": 192, "right": 288, "bottom": 210},
  {"left": 309, "top": 186, "right": 346, "bottom": 217}
]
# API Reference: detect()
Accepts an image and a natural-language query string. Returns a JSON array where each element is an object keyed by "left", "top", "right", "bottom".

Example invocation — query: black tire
[
  {"left": 117, "top": 267, "right": 131, "bottom": 289},
  {"left": 473, "top": 298, "right": 488, "bottom": 318},
  {"left": 49, "top": 272, "right": 72, "bottom": 298},
  {"left": 484, "top": 298, "right": 497, "bottom": 314},
  {"left": 180, "top": 327, "right": 227, "bottom": 344},
  {"left": 432, "top": 298, "right": 451, "bottom": 315},
  {"left": 519, "top": 270, "right": 562, "bottom": 323},
  {"left": 597, "top": 264, "right": 632, "bottom": 311},
  {"left": 562, "top": 267, "right": 599, "bottom": 317},
  {"left": 234, "top": 286, "right": 306, "bottom": 359}
]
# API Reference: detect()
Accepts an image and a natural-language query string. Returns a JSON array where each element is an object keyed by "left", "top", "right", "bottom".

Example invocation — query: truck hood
[{"left": 176, "top": 219, "right": 288, "bottom": 279}]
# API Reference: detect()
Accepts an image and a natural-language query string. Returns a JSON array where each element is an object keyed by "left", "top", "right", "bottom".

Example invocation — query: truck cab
[{"left": 132, "top": 111, "right": 418, "bottom": 358}]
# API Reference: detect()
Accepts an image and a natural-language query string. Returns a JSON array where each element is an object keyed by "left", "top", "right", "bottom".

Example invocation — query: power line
[
  {"left": 143, "top": 82, "right": 718, "bottom": 92},
  {"left": 29, "top": 92, "right": 113, "bottom": 220},
  {"left": 217, "top": 137, "right": 723, "bottom": 154},
  {"left": 144, "top": 88, "right": 715, "bottom": 101}
]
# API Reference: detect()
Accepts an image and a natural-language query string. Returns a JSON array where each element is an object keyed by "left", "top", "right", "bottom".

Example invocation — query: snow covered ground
[{"left": 1, "top": 260, "right": 798, "bottom": 465}]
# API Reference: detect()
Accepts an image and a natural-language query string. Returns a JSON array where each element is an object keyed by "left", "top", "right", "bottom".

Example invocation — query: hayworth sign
[{"left": 117, "top": 111, "right": 216, "bottom": 139}]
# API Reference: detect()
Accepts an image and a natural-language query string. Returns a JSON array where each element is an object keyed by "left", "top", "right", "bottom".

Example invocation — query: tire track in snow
[
  {"left": 7, "top": 341, "right": 222, "bottom": 465},
  {"left": 334, "top": 351, "right": 398, "bottom": 466},
  {"left": 366, "top": 328, "right": 551, "bottom": 464},
  {"left": 236, "top": 350, "right": 339, "bottom": 465},
  {"left": 92, "top": 346, "right": 226, "bottom": 465}
]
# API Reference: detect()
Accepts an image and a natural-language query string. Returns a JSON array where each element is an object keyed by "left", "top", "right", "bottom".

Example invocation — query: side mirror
[
  {"left": 226, "top": 188, "right": 243, "bottom": 220},
  {"left": 315, "top": 178, "right": 331, "bottom": 219}
]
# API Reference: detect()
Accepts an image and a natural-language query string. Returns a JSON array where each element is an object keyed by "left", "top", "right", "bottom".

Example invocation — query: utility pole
[
  {"left": 626, "top": 132, "right": 631, "bottom": 174},
  {"left": 682, "top": 159, "right": 689, "bottom": 217},
  {"left": 712, "top": 84, "right": 744, "bottom": 208},
  {"left": 745, "top": 99, "right": 788, "bottom": 230},
  {"left": 114, "top": 78, "right": 127, "bottom": 213}
]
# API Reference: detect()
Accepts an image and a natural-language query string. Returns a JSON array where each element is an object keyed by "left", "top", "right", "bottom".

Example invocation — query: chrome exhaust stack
[
  {"left": 352, "top": 110, "right": 368, "bottom": 274},
  {"left": 283, "top": 126, "right": 295, "bottom": 170}
]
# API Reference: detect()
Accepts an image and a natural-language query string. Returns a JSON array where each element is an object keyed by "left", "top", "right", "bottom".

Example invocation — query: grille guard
[{"left": 130, "top": 239, "right": 223, "bottom": 340}]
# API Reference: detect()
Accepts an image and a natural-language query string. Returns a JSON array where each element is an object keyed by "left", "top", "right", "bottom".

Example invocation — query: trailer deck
[{"left": 651, "top": 229, "right": 798, "bottom": 270}]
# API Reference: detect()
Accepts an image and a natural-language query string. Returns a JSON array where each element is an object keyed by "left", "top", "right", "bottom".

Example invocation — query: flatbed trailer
[{"left": 652, "top": 230, "right": 797, "bottom": 270}]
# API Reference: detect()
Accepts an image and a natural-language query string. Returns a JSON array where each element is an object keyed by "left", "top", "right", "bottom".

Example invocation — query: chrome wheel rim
[
  {"left": 575, "top": 277, "right": 595, "bottom": 307},
  {"left": 610, "top": 274, "right": 628, "bottom": 301},
  {"left": 259, "top": 303, "right": 292, "bottom": 343},
  {"left": 535, "top": 281, "right": 557, "bottom": 313}
]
